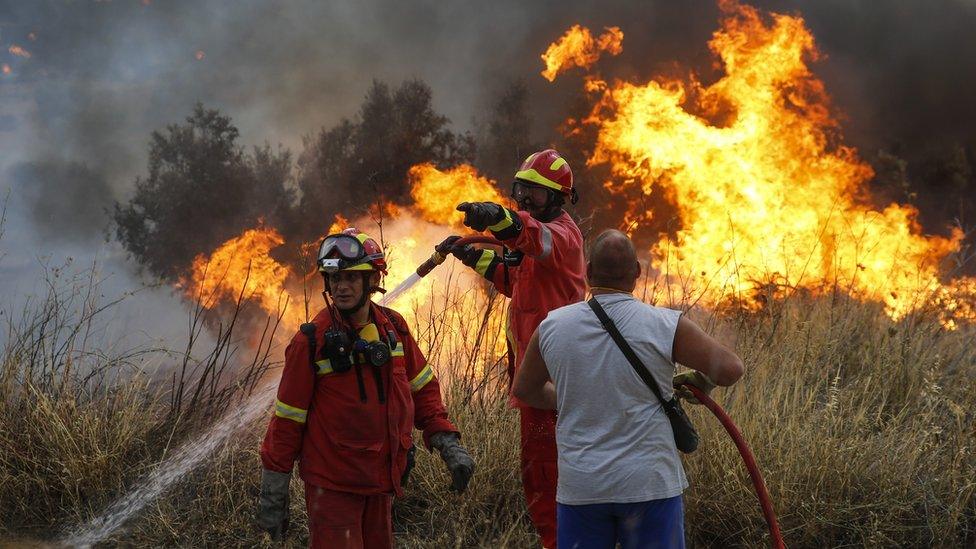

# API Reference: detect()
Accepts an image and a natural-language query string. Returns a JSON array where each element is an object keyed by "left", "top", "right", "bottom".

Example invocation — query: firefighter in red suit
[
  {"left": 257, "top": 228, "right": 475, "bottom": 548},
  {"left": 438, "top": 149, "right": 586, "bottom": 548}
]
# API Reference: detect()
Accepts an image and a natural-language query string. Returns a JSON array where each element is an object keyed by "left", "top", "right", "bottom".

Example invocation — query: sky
[{"left": 1, "top": 0, "right": 974, "bottom": 349}]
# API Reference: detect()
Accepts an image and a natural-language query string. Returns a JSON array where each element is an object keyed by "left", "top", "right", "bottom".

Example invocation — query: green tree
[
  {"left": 114, "top": 104, "right": 293, "bottom": 281},
  {"left": 475, "top": 79, "right": 540, "bottom": 184},
  {"left": 290, "top": 79, "right": 475, "bottom": 242}
]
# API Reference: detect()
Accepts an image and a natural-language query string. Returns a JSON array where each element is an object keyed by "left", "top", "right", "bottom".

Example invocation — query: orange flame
[
  {"left": 368, "top": 201, "right": 401, "bottom": 222},
  {"left": 8, "top": 45, "right": 31, "bottom": 59},
  {"left": 178, "top": 163, "right": 513, "bottom": 366},
  {"left": 1, "top": 64, "right": 10, "bottom": 76},
  {"left": 327, "top": 214, "right": 350, "bottom": 236},
  {"left": 182, "top": 226, "right": 294, "bottom": 317},
  {"left": 560, "top": 2, "right": 968, "bottom": 322},
  {"left": 195, "top": 50, "right": 205, "bottom": 61},
  {"left": 541, "top": 25, "right": 623, "bottom": 82},
  {"left": 409, "top": 163, "right": 507, "bottom": 228}
]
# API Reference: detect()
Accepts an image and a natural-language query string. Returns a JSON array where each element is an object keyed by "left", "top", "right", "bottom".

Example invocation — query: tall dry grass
[{"left": 0, "top": 259, "right": 974, "bottom": 548}]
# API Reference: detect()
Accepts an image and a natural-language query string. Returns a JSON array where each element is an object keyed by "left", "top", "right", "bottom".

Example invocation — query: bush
[{"left": 1, "top": 269, "right": 974, "bottom": 547}]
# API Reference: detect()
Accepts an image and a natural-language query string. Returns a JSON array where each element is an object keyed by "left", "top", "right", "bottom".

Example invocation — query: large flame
[
  {"left": 409, "top": 163, "right": 507, "bottom": 228},
  {"left": 182, "top": 226, "right": 294, "bottom": 319},
  {"left": 540, "top": 25, "right": 623, "bottom": 82},
  {"left": 560, "top": 2, "right": 967, "bottom": 322},
  {"left": 182, "top": 163, "right": 511, "bottom": 354}
]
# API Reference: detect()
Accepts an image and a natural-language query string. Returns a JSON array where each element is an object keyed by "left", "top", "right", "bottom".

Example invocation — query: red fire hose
[
  {"left": 683, "top": 384, "right": 785, "bottom": 549},
  {"left": 418, "top": 237, "right": 784, "bottom": 547}
]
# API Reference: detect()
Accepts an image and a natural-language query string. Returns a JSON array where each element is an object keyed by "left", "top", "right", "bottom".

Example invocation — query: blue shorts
[{"left": 557, "top": 495, "right": 685, "bottom": 549}]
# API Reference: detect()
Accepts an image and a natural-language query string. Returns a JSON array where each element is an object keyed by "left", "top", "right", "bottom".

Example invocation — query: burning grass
[{"left": 1, "top": 261, "right": 975, "bottom": 548}]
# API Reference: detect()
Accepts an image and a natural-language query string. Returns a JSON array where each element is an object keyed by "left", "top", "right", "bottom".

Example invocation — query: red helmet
[
  {"left": 514, "top": 149, "right": 573, "bottom": 196},
  {"left": 317, "top": 228, "right": 387, "bottom": 274}
]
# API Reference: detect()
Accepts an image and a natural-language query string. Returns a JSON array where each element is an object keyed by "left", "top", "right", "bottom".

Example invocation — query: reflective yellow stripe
[
  {"left": 549, "top": 157, "right": 567, "bottom": 171},
  {"left": 318, "top": 347, "right": 401, "bottom": 371},
  {"left": 474, "top": 249, "right": 496, "bottom": 277},
  {"left": 487, "top": 208, "right": 514, "bottom": 232},
  {"left": 515, "top": 168, "right": 563, "bottom": 193},
  {"left": 409, "top": 364, "right": 434, "bottom": 392},
  {"left": 274, "top": 399, "right": 308, "bottom": 424}
]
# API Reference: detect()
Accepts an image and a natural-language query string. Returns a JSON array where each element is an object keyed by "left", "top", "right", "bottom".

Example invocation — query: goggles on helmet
[
  {"left": 317, "top": 234, "right": 383, "bottom": 273},
  {"left": 511, "top": 180, "right": 552, "bottom": 205}
]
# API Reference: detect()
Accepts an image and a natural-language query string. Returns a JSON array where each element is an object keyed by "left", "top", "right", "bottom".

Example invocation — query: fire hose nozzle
[
  {"left": 414, "top": 236, "right": 503, "bottom": 279},
  {"left": 416, "top": 251, "right": 446, "bottom": 278}
]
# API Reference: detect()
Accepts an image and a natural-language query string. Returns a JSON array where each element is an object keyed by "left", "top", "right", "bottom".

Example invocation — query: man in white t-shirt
[{"left": 512, "top": 229, "right": 744, "bottom": 549}]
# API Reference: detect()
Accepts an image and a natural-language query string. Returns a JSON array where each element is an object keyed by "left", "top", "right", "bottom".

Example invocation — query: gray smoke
[
  {"left": 1, "top": 0, "right": 974, "bottom": 307},
  {"left": 11, "top": 159, "right": 112, "bottom": 243}
]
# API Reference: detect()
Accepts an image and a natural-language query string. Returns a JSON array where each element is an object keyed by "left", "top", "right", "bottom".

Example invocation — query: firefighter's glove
[
  {"left": 430, "top": 431, "right": 475, "bottom": 492},
  {"left": 457, "top": 202, "right": 505, "bottom": 232},
  {"left": 256, "top": 468, "right": 290, "bottom": 541},
  {"left": 400, "top": 445, "right": 417, "bottom": 487},
  {"left": 672, "top": 371, "right": 717, "bottom": 405},
  {"left": 435, "top": 235, "right": 462, "bottom": 255}
]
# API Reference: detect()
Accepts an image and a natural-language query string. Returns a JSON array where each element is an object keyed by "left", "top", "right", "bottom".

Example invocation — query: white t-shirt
[{"left": 537, "top": 293, "right": 688, "bottom": 505}]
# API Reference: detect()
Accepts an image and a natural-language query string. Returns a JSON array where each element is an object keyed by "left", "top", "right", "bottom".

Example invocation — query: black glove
[
  {"left": 436, "top": 235, "right": 486, "bottom": 268},
  {"left": 456, "top": 202, "right": 505, "bottom": 232},
  {"left": 256, "top": 469, "right": 290, "bottom": 540},
  {"left": 400, "top": 445, "right": 417, "bottom": 487},
  {"left": 435, "top": 235, "right": 462, "bottom": 255},
  {"left": 430, "top": 432, "right": 475, "bottom": 492}
]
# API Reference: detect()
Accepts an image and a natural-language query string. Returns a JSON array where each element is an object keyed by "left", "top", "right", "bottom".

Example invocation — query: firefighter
[
  {"left": 257, "top": 228, "right": 475, "bottom": 549},
  {"left": 438, "top": 149, "right": 586, "bottom": 548}
]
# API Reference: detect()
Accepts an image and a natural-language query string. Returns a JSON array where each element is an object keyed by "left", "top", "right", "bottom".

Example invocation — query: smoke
[
  {"left": 1, "top": 0, "right": 974, "bottom": 302},
  {"left": 11, "top": 159, "right": 112, "bottom": 243},
  {"left": 757, "top": 0, "right": 976, "bottom": 153},
  {"left": 2, "top": 1, "right": 972, "bottom": 193}
]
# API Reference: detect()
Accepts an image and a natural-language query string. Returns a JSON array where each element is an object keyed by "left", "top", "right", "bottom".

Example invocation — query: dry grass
[{"left": 1, "top": 264, "right": 974, "bottom": 548}]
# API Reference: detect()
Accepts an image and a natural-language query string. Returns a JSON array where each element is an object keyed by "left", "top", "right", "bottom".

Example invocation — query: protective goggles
[
  {"left": 511, "top": 180, "right": 552, "bottom": 204},
  {"left": 317, "top": 234, "right": 382, "bottom": 273}
]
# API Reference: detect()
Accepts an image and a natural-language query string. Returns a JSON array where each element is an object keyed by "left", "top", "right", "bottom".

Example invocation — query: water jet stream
[
  {"left": 60, "top": 273, "right": 423, "bottom": 547},
  {"left": 61, "top": 379, "right": 277, "bottom": 547}
]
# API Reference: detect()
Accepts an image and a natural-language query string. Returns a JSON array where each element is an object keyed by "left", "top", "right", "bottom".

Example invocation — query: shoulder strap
[
  {"left": 587, "top": 297, "right": 670, "bottom": 408},
  {"left": 299, "top": 322, "right": 317, "bottom": 374},
  {"left": 376, "top": 304, "right": 410, "bottom": 336}
]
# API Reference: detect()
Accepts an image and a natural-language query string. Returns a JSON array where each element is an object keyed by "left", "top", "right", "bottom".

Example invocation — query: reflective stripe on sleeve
[
  {"left": 474, "top": 249, "right": 496, "bottom": 277},
  {"left": 487, "top": 208, "right": 514, "bottom": 232},
  {"left": 533, "top": 225, "right": 553, "bottom": 260},
  {"left": 409, "top": 364, "right": 435, "bottom": 392},
  {"left": 274, "top": 399, "right": 308, "bottom": 424}
]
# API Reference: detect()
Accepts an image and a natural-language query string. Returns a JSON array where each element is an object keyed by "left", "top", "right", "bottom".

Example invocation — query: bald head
[{"left": 587, "top": 229, "right": 641, "bottom": 292}]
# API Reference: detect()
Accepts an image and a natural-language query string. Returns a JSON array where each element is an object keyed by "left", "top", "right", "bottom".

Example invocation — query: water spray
[
  {"left": 380, "top": 236, "right": 502, "bottom": 307},
  {"left": 63, "top": 236, "right": 500, "bottom": 546},
  {"left": 61, "top": 236, "right": 781, "bottom": 548}
]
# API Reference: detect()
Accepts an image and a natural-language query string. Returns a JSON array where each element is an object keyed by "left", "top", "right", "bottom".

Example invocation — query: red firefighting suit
[
  {"left": 476, "top": 209, "right": 586, "bottom": 548},
  {"left": 260, "top": 302, "right": 457, "bottom": 548}
]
